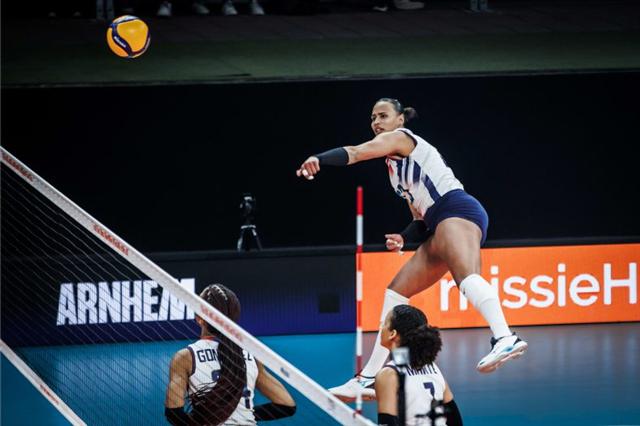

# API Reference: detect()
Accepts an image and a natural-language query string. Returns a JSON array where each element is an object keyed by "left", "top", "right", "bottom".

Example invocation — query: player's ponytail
[
  {"left": 376, "top": 98, "right": 419, "bottom": 123},
  {"left": 403, "top": 324, "right": 442, "bottom": 368},
  {"left": 391, "top": 305, "right": 442, "bottom": 369},
  {"left": 191, "top": 284, "right": 247, "bottom": 425}
]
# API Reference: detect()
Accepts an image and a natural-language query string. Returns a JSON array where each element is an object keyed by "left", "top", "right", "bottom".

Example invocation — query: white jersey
[
  {"left": 386, "top": 128, "right": 464, "bottom": 217},
  {"left": 385, "top": 361, "right": 447, "bottom": 426},
  {"left": 187, "top": 338, "right": 259, "bottom": 425}
]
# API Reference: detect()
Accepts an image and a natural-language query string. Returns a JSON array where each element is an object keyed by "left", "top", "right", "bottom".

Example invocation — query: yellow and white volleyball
[{"left": 106, "top": 15, "right": 150, "bottom": 59}]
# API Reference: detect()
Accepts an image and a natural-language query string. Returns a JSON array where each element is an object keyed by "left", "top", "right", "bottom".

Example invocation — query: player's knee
[{"left": 450, "top": 263, "right": 481, "bottom": 285}]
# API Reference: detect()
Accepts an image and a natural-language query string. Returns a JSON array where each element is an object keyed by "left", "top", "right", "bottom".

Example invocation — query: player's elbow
[
  {"left": 344, "top": 146, "right": 359, "bottom": 164},
  {"left": 278, "top": 402, "right": 296, "bottom": 418},
  {"left": 253, "top": 402, "right": 297, "bottom": 421},
  {"left": 275, "top": 400, "right": 296, "bottom": 416},
  {"left": 274, "top": 391, "right": 295, "bottom": 407},
  {"left": 164, "top": 406, "right": 189, "bottom": 426}
]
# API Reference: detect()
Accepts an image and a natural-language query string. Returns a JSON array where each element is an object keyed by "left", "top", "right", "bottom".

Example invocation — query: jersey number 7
[{"left": 423, "top": 382, "right": 435, "bottom": 397}]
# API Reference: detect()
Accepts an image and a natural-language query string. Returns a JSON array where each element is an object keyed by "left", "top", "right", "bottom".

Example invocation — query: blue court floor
[{"left": 2, "top": 322, "right": 639, "bottom": 425}]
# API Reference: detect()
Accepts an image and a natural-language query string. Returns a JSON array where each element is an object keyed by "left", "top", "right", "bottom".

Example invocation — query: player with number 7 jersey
[
  {"left": 375, "top": 305, "right": 462, "bottom": 426},
  {"left": 382, "top": 360, "right": 447, "bottom": 425}
]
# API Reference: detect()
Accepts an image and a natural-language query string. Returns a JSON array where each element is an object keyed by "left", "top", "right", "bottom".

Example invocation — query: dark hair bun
[
  {"left": 403, "top": 107, "right": 418, "bottom": 123},
  {"left": 403, "top": 324, "right": 442, "bottom": 368}
]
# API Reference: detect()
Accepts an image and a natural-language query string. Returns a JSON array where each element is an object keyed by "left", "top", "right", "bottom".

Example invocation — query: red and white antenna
[{"left": 355, "top": 186, "right": 364, "bottom": 413}]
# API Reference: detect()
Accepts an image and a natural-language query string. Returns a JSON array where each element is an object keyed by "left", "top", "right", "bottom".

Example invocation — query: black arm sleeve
[
  {"left": 377, "top": 413, "right": 399, "bottom": 426},
  {"left": 165, "top": 407, "right": 190, "bottom": 426},
  {"left": 253, "top": 402, "right": 296, "bottom": 421},
  {"left": 444, "top": 400, "right": 463, "bottom": 426},
  {"left": 400, "top": 220, "right": 428, "bottom": 244},
  {"left": 315, "top": 147, "right": 349, "bottom": 166}
]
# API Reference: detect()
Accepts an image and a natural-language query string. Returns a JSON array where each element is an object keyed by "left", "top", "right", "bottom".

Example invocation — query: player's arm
[
  {"left": 344, "top": 131, "right": 414, "bottom": 164},
  {"left": 442, "top": 380, "right": 463, "bottom": 426},
  {"left": 253, "top": 361, "right": 296, "bottom": 421},
  {"left": 164, "top": 349, "right": 192, "bottom": 425},
  {"left": 375, "top": 366, "right": 399, "bottom": 426},
  {"left": 296, "top": 131, "right": 414, "bottom": 180}
]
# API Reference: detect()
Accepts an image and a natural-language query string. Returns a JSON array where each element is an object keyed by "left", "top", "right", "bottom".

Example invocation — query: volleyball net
[{"left": 0, "top": 147, "right": 374, "bottom": 426}]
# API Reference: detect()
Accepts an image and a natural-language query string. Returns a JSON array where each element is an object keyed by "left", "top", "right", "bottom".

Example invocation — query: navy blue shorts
[{"left": 423, "top": 189, "right": 489, "bottom": 245}]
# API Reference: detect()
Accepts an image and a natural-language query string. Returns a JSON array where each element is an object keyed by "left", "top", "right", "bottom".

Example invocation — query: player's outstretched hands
[
  {"left": 296, "top": 156, "right": 320, "bottom": 180},
  {"left": 385, "top": 234, "right": 404, "bottom": 254}
]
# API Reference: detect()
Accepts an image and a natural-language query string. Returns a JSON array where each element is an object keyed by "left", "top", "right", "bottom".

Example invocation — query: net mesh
[{"left": 1, "top": 149, "right": 373, "bottom": 426}]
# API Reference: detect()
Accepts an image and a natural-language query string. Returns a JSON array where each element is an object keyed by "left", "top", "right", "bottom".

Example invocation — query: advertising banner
[
  {"left": 362, "top": 243, "right": 639, "bottom": 331},
  {"left": 1, "top": 252, "right": 355, "bottom": 347}
]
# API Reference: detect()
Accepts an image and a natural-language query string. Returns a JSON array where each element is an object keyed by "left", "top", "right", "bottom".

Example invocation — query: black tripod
[{"left": 237, "top": 194, "right": 262, "bottom": 251}]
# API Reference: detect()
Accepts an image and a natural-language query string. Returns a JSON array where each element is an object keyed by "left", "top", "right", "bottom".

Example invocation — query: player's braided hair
[
  {"left": 390, "top": 304, "right": 442, "bottom": 369},
  {"left": 377, "top": 98, "right": 418, "bottom": 123},
  {"left": 190, "top": 284, "right": 247, "bottom": 426}
]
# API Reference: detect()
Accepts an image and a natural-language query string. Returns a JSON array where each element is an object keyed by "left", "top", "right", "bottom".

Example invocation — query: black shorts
[{"left": 423, "top": 189, "right": 489, "bottom": 245}]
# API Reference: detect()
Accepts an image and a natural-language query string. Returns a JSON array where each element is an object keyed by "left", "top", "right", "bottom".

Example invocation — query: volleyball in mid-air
[{"left": 106, "top": 15, "right": 150, "bottom": 59}]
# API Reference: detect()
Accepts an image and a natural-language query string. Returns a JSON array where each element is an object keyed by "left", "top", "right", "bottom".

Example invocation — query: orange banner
[{"left": 362, "top": 243, "right": 639, "bottom": 331}]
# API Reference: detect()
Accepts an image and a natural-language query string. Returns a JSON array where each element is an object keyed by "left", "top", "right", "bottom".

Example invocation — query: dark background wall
[{"left": 2, "top": 71, "right": 639, "bottom": 252}]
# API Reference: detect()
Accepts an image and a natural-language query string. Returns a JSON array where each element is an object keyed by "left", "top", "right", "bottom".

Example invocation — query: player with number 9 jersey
[
  {"left": 165, "top": 284, "right": 296, "bottom": 426},
  {"left": 187, "top": 338, "right": 259, "bottom": 424}
]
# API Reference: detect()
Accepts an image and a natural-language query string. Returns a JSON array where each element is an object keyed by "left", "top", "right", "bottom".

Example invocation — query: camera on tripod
[
  {"left": 240, "top": 194, "right": 256, "bottom": 225},
  {"left": 237, "top": 193, "right": 262, "bottom": 251}
]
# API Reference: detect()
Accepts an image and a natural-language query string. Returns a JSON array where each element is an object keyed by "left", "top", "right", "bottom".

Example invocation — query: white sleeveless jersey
[
  {"left": 187, "top": 338, "right": 259, "bottom": 425},
  {"left": 385, "top": 361, "right": 447, "bottom": 426},
  {"left": 386, "top": 128, "right": 464, "bottom": 217}
]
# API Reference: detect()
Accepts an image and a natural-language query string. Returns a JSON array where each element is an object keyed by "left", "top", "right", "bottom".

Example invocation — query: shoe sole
[{"left": 477, "top": 341, "right": 528, "bottom": 374}]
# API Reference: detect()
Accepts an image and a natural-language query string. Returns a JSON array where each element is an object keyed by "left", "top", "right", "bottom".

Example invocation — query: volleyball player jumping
[
  {"left": 376, "top": 304, "right": 462, "bottom": 426},
  {"left": 165, "top": 284, "right": 296, "bottom": 425},
  {"left": 296, "top": 98, "right": 527, "bottom": 401}
]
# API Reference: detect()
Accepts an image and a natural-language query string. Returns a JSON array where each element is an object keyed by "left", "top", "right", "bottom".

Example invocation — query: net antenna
[
  {"left": 1, "top": 147, "right": 374, "bottom": 426},
  {"left": 355, "top": 186, "right": 364, "bottom": 413}
]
